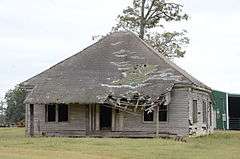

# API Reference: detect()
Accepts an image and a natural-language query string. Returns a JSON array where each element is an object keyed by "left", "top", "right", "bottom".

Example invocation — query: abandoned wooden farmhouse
[{"left": 22, "top": 31, "right": 214, "bottom": 137}]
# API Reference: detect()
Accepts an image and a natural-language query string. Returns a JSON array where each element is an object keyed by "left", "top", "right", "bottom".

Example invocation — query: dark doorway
[
  {"left": 229, "top": 96, "right": 240, "bottom": 130},
  {"left": 30, "top": 104, "right": 34, "bottom": 136},
  {"left": 100, "top": 105, "right": 112, "bottom": 130}
]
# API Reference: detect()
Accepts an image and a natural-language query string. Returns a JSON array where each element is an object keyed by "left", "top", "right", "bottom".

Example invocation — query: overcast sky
[{"left": 0, "top": 0, "right": 240, "bottom": 99}]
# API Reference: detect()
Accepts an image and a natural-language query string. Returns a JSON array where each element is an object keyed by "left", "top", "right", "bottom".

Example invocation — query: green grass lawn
[{"left": 0, "top": 128, "right": 239, "bottom": 159}]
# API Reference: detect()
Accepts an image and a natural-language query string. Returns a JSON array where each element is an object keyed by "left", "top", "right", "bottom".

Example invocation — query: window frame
[
  {"left": 193, "top": 100, "right": 198, "bottom": 123},
  {"left": 45, "top": 104, "right": 69, "bottom": 123},
  {"left": 143, "top": 106, "right": 154, "bottom": 123},
  {"left": 58, "top": 104, "right": 69, "bottom": 122},
  {"left": 202, "top": 100, "right": 207, "bottom": 124},
  {"left": 45, "top": 104, "right": 56, "bottom": 122},
  {"left": 159, "top": 104, "right": 168, "bottom": 122}
]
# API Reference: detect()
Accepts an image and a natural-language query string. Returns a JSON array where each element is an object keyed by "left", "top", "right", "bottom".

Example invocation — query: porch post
[
  {"left": 156, "top": 105, "right": 159, "bottom": 137},
  {"left": 112, "top": 109, "right": 116, "bottom": 131},
  {"left": 92, "top": 105, "right": 95, "bottom": 130},
  {"left": 85, "top": 105, "right": 89, "bottom": 134},
  {"left": 119, "top": 111, "right": 124, "bottom": 131},
  {"left": 56, "top": 104, "right": 59, "bottom": 122},
  {"left": 95, "top": 105, "right": 100, "bottom": 131},
  {"left": 25, "top": 104, "right": 28, "bottom": 136},
  {"left": 89, "top": 105, "right": 92, "bottom": 131}
]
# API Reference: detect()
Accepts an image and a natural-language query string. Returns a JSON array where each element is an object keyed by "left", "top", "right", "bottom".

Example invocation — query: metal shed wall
[
  {"left": 212, "top": 90, "right": 227, "bottom": 130},
  {"left": 228, "top": 94, "right": 240, "bottom": 130}
]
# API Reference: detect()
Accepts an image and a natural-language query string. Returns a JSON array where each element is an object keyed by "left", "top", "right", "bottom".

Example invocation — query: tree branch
[
  {"left": 162, "top": 11, "right": 177, "bottom": 21},
  {"left": 146, "top": 9, "right": 158, "bottom": 21},
  {"left": 144, "top": 0, "right": 156, "bottom": 20},
  {"left": 164, "top": 2, "right": 183, "bottom": 7}
]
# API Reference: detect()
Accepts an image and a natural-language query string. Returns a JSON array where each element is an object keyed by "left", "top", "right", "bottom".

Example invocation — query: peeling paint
[
  {"left": 147, "top": 68, "right": 184, "bottom": 82},
  {"left": 101, "top": 83, "right": 146, "bottom": 89},
  {"left": 130, "top": 55, "right": 145, "bottom": 60},
  {"left": 110, "top": 62, "right": 129, "bottom": 67},
  {"left": 115, "top": 54, "right": 127, "bottom": 58},
  {"left": 122, "top": 72, "right": 127, "bottom": 77},
  {"left": 112, "top": 49, "right": 129, "bottom": 58},
  {"left": 154, "top": 68, "right": 174, "bottom": 74},
  {"left": 118, "top": 67, "right": 131, "bottom": 71},
  {"left": 112, "top": 61, "right": 129, "bottom": 65},
  {"left": 111, "top": 41, "right": 124, "bottom": 46},
  {"left": 112, "top": 49, "right": 126, "bottom": 55},
  {"left": 129, "top": 51, "right": 137, "bottom": 55}
]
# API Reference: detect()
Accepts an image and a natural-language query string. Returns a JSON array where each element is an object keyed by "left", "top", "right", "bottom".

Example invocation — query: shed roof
[{"left": 23, "top": 31, "right": 210, "bottom": 104}]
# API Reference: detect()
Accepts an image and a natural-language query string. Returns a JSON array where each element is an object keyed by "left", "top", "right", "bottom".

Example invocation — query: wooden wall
[
  {"left": 189, "top": 89, "right": 214, "bottom": 135},
  {"left": 26, "top": 87, "right": 213, "bottom": 137},
  {"left": 117, "top": 88, "right": 190, "bottom": 136},
  {"left": 26, "top": 103, "right": 86, "bottom": 137}
]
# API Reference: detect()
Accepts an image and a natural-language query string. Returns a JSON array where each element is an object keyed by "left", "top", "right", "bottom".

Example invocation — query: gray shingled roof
[{"left": 23, "top": 31, "right": 210, "bottom": 104}]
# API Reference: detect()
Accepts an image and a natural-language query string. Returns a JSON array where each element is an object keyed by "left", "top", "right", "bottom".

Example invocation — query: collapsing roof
[{"left": 22, "top": 31, "right": 210, "bottom": 105}]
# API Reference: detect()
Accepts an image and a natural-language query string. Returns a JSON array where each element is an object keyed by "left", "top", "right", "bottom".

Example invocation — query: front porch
[
  {"left": 86, "top": 104, "right": 125, "bottom": 134},
  {"left": 27, "top": 103, "right": 172, "bottom": 137}
]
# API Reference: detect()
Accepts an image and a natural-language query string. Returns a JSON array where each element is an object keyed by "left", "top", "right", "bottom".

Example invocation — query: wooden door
[{"left": 100, "top": 105, "right": 112, "bottom": 130}]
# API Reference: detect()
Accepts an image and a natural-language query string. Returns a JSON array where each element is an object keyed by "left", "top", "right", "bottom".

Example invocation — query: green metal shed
[
  {"left": 228, "top": 93, "right": 240, "bottom": 130},
  {"left": 213, "top": 90, "right": 240, "bottom": 130},
  {"left": 212, "top": 90, "right": 227, "bottom": 130}
]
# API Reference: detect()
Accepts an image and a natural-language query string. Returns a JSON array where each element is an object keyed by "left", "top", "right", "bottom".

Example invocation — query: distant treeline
[{"left": 0, "top": 86, "right": 26, "bottom": 126}]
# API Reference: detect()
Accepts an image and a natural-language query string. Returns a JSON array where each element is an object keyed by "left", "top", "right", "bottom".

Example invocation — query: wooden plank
[
  {"left": 112, "top": 109, "right": 116, "bottom": 131},
  {"left": 89, "top": 105, "right": 92, "bottom": 131},
  {"left": 156, "top": 105, "right": 159, "bottom": 137},
  {"left": 119, "top": 111, "right": 124, "bottom": 131},
  {"left": 85, "top": 105, "right": 89, "bottom": 134},
  {"left": 95, "top": 104, "right": 100, "bottom": 131},
  {"left": 92, "top": 104, "right": 95, "bottom": 131},
  {"left": 56, "top": 104, "right": 59, "bottom": 122}
]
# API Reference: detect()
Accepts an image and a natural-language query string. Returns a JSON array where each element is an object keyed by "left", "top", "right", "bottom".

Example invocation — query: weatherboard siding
[
  {"left": 26, "top": 88, "right": 213, "bottom": 137},
  {"left": 122, "top": 88, "right": 189, "bottom": 136},
  {"left": 26, "top": 89, "right": 189, "bottom": 137},
  {"left": 25, "top": 104, "right": 29, "bottom": 135},
  {"left": 189, "top": 89, "right": 214, "bottom": 135},
  {"left": 26, "top": 103, "right": 86, "bottom": 136}
]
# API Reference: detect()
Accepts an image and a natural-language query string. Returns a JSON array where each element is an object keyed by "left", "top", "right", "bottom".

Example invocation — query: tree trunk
[
  {"left": 140, "top": 24, "right": 145, "bottom": 40},
  {"left": 139, "top": 0, "right": 146, "bottom": 39}
]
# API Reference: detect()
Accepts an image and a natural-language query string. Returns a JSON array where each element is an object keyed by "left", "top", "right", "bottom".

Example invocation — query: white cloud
[
  {"left": 175, "top": 0, "right": 240, "bottom": 94},
  {"left": 0, "top": 0, "right": 240, "bottom": 98}
]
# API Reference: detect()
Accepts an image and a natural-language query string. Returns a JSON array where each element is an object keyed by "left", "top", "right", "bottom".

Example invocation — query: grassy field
[{"left": 0, "top": 128, "right": 240, "bottom": 159}]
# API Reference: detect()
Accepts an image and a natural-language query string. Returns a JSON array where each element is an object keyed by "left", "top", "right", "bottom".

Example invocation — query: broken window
[
  {"left": 58, "top": 104, "right": 69, "bottom": 122},
  {"left": 46, "top": 104, "right": 56, "bottom": 122},
  {"left": 45, "top": 104, "right": 69, "bottom": 122},
  {"left": 202, "top": 101, "right": 207, "bottom": 123},
  {"left": 193, "top": 100, "right": 198, "bottom": 123},
  {"left": 159, "top": 104, "right": 167, "bottom": 122},
  {"left": 144, "top": 106, "right": 154, "bottom": 122}
]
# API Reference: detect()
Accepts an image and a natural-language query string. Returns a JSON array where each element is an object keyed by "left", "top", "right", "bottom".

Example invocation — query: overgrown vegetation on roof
[{"left": 113, "top": 64, "right": 157, "bottom": 86}]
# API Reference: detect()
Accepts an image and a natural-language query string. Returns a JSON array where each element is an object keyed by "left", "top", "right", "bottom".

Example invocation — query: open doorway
[
  {"left": 229, "top": 95, "right": 240, "bottom": 130},
  {"left": 29, "top": 104, "right": 34, "bottom": 136},
  {"left": 100, "top": 105, "right": 112, "bottom": 130}
]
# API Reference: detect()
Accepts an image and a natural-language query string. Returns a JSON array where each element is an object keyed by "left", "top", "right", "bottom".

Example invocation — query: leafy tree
[
  {"left": 5, "top": 86, "right": 26, "bottom": 124},
  {"left": 0, "top": 100, "right": 6, "bottom": 125},
  {"left": 113, "top": 0, "right": 189, "bottom": 58}
]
